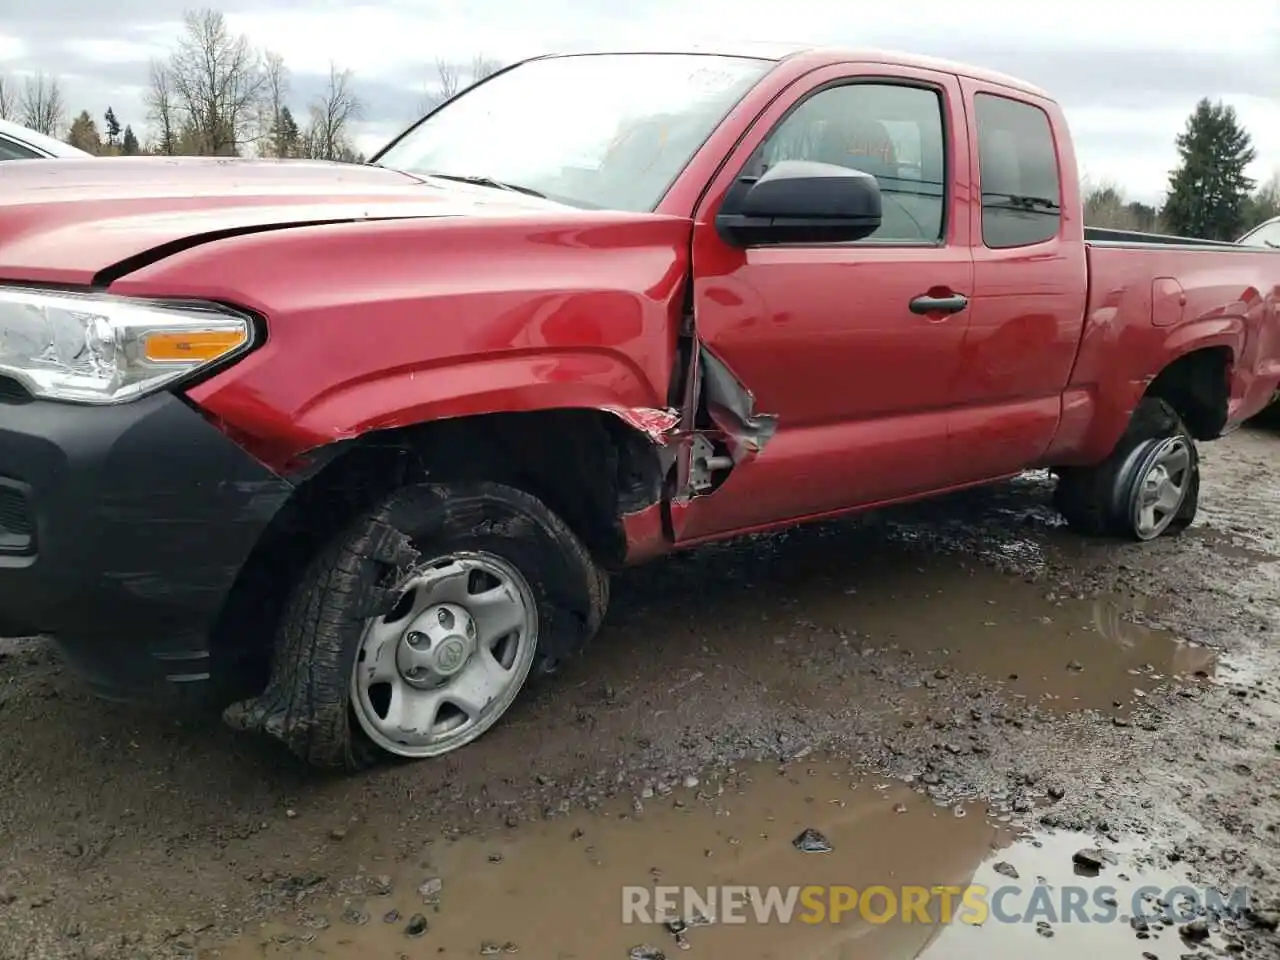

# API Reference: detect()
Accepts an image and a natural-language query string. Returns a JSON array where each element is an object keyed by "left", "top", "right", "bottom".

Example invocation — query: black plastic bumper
[{"left": 0, "top": 388, "right": 293, "bottom": 702}]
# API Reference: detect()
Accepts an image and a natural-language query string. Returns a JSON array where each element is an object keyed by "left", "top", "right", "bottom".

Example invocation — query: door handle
[{"left": 909, "top": 293, "right": 969, "bottom": 315}]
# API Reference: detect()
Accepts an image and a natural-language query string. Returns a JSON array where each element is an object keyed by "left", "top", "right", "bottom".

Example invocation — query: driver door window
[{"left": 747, "top": 82, "right": 947, "bottom": 243}]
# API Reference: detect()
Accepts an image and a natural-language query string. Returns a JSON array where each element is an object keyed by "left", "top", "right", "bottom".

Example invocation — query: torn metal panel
[
  {"left": 697, "top": 346, "right": 778, "bottom": 456},
  {"left": 670, "top": 344, "right": 779, "bottom": 502},
  {"left": 605, "top": 348, "right": 779, "bottom": 554},
  {"left": 601, "top": 405, "right": 681, "bottom": 444}
]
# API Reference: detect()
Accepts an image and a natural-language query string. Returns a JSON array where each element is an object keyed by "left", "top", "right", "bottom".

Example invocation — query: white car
[
  {"left": 1238, "top": 215, "right": 1280, "bottom": 416},
  {"left": 1238, "top": 216, "right": 1279, "bottom": 248},
  {"left": 0, "top": 118, "right": 91, "bottom": 161}
]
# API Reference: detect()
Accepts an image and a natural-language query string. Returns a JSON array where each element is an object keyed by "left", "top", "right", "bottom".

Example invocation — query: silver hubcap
[
  {"left": 350, "top": 552, "right": 538, "bottom": 758},
  {"left": 1131, "top": 437, "right": 1192, "bottom": 539}
]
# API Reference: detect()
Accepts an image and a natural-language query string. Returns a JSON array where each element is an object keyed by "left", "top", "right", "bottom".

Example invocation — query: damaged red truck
[{"left": 0, "top": 46, "right": 1277, "bottom": 770}]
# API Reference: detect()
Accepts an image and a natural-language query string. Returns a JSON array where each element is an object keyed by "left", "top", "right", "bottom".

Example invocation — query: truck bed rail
[{"left": 1084, "top": 226, "right": 1250, "bottom": 250}]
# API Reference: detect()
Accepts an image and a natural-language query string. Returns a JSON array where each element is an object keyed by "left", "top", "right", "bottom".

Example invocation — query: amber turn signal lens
[{"left": 142, "top": 328, "right": 248, "bottom": 363}]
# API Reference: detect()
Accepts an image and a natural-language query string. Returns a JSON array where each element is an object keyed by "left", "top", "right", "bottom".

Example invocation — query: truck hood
[{"left": 0, "top": 156, "right": 570, "bottom": 284}]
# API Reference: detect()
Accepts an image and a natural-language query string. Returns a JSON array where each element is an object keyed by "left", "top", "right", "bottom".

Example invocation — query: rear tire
[
  {"left": 223, "top": 480, "right": 609, "bottom": 771},
  {"left": 1053, "top": 397, "right": 1199, "bottom": 541}
]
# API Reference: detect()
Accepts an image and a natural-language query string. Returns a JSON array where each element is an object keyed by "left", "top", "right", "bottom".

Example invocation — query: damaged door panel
[
  {"left": 674, "top": 344, "right": 778, "bottom": 498},
  {"left": 663, "top": 64, "right": 977, "bottom": 545},
  {"left": 608, "top": 292, "right": 781, "bottom": 552},
  {"left": 657, "top": 296, "right": 781, "bottom": 540},
  {"left": 616, "top": 342, "right": 779, "bottom": 559}
]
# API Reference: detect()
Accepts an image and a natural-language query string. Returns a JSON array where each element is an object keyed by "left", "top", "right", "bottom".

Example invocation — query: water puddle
[
  {"left": 627, "top": 525, "right": 1215, "bottom": 714},
  {"left": 835, "top": 573, "right": 1218, "bottom": 713},
  {"left": 213, "top": 759, "right": 1243, "bottom": 960},
  {"left": 919, "top": 828, "right": 1245, "bottom": 960}
]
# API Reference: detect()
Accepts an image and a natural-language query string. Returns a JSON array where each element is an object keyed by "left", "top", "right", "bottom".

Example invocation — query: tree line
[
  {"left": 1084, "top": 99, "right": 1275, "bottom": 240},
  {"left": 0, "top": 8, "right": 502, "bottom": 162},
  {"left": 0, "top": 13, "right": 1274, "bottom": 241}
]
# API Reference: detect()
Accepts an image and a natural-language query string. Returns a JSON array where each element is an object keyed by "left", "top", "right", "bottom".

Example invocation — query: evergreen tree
[
  {"left": 121, "top": 124, "right": 140, "bottom": 155},
  {"left": 103, "top": 106, "right": 121, "bottom": 145},
  {"left": 66, "top": 110, "right": 101, "bottom": 154},
  {"left": 1161, "top": 98, "right": 1256, "bottom": 241},
  {"left": 274, "top": 104, "right": 300, "bottom": 158}
]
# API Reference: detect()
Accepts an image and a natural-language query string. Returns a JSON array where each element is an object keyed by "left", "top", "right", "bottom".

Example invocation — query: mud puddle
[
  {"left": 214, "top": 758, "right": 1243, "bottom": 960},
  {"left": 818, "top": 568, "right": 1216, "bottom": 713},
  {"left": 618, "top": 528, "right": 1216, "bottom": 715}
]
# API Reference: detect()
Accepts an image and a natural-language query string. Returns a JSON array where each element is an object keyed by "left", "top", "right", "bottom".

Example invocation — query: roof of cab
[{"left": 537, "top": 42, "right": 1053, "bottom": 101}]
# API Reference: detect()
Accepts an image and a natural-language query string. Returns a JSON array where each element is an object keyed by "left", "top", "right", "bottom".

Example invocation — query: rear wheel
[
  {"left": 223, "top": 480, "right": 609, "bottom": 770},
  {"left": 1053, "top": 397, "right": 1199, "bottom": 541}
]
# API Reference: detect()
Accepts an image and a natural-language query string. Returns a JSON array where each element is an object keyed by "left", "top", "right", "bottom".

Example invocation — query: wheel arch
[
  {"left": 208, "top": 406, "right": 670, "bottom": 677},
  {"left": 1142, "top": 343, "right": 1233, "bottom": 440}
]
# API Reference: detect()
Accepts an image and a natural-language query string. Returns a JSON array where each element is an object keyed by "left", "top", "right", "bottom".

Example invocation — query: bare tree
[
  {"left": 261, "top": 50, "right": 291, "bottom": 157},
  {"left": 417, "top": 54, "right": 505, "bottom": 115},
  {"left": 19, "top": 72, "right": 65, "bottom": 136},
  {"left": 1248, "top": 172, "right": 1280, "bottom": 228},
  {"left": 303, "top": 62, "right": 364, "bottom": 162},
  {"left": 166, "top": 8, "right": 264, "bottom": 155},
  {"left": 1083, "top": 179, "right": 1159, "bottom": 232},
  {"left": 419, "top": 57, "right": 462, "bottom": 113},
  {"left": 0, "top": 76, "right": 15, "bottom": 121},
  {"left": 469, "top": 54, "right": 504, "bottom": 83},
  {"left": 144, "top": 59, "right": 179, "bottom": 155}
]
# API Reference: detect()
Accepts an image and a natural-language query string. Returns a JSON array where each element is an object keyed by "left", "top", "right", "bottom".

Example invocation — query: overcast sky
[{"left": 0, "top": 0, "right": 1276, "bottom": 204}]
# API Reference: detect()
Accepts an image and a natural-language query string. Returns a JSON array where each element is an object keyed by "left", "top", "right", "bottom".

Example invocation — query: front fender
[
  {"left": 294, "top": 349, "right": 666, "bottom": 437},
  {"left": 187, "top": 347, "right": 674, "bottom": 473},
  {"left": 105, "top": 212, "right": 693, "bottom": 473}
]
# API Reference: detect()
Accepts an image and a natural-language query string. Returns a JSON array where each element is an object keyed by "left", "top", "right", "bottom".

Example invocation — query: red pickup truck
[{"left": 1, "top": 46, "right": 1277, "bottom": 770}]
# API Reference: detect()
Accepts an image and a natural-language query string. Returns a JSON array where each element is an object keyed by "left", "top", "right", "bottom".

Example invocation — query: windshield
[
  {"left": 1239, "top": 218, "right": 1280, "bottom": 248},
  {"left": 375, "top": 53, "right": 774, "bottom": 212}
]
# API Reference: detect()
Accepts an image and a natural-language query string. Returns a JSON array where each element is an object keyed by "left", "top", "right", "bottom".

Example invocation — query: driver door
[{"left": 671, "top": 65, "right": 975, "bottom": 543}]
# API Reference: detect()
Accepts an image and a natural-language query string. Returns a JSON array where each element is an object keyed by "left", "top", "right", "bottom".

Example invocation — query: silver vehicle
[
  {"left": 1238, "top": 216, "right": 1280, "bottom": 248},
  {"left": 0, "top": 118, "right": 91, "bottom": 161}
]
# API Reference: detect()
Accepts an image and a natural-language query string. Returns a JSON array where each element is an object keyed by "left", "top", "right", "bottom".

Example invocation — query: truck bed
[{"left": 1075, "top": 240, "right": 1280, "bottom": 442}]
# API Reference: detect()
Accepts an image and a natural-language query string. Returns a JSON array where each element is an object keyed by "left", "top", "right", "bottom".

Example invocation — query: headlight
[{"left": 0, "top": 286, "right": 254, "bottom": 404}]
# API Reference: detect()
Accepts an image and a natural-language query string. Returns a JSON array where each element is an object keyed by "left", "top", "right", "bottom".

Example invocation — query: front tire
[
  {"left": 223, "top": 481, "right": 609, "bottom": 770},
  {"left": 1053, "top": 397, "right": 1199, "bottom": 541}
]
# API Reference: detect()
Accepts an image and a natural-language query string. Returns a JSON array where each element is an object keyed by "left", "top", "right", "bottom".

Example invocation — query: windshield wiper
[
  {"left": 981, "top": 192, "right": 1061, "bottom": 212},
  {"left": 1264, "top": 239, "right": 1278, "bottom": 248},
  {"left": 425, "top": 172, "right": 547, "bottom": 199}
]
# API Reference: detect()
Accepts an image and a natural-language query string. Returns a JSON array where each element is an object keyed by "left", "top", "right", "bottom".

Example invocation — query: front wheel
[
  {"left": 1053, "top": 397, "right": 1200, "bottom": 541},
  {"left": 223, "top": 480, "right": 609, "bottom": 770}
]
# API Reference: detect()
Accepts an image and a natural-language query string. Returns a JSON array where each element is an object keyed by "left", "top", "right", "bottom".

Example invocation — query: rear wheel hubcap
[{"left": 1130, "top": 436, "right": 1192, "bottom": 539}]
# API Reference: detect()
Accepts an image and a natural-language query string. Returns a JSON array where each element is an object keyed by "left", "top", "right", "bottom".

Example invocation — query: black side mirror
[{"left": 716, "top": 159, "right": 883, "bottom": 246}]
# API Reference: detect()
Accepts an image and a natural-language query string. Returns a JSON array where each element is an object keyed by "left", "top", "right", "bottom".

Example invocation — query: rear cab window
[
  {"left": 974, "top": 93, "right": 1062, "bottom": 248},
  {"left": 747, "top": 81, "right": 948, "bottom": 244}
]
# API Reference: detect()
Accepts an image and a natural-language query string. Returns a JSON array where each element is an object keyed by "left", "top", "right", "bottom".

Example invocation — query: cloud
[
  {"left": 0, "top": 0, "right": 1276, "bottom": 201},
  {"left": 0, "top": 36, "right": 25, "bottom": 61}
]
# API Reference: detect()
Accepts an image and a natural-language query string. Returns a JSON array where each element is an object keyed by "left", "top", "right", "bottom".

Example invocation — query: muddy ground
[{"left": 1, "top": 423, "right": 1279, "bottom": 960}]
